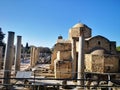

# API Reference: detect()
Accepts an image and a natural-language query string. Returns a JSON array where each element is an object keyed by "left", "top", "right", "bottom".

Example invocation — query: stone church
[{"left": 50, "top": 23, "right": 120, "bottom": 79}]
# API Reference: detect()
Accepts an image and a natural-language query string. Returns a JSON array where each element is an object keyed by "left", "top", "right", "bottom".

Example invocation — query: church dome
[
  {"left": 68, "top": 23, "right": 92, "bottom": 40},
  {"left": 58, "top": 35, "right": 63, "bottom": 39},
  {"left": 72, "top": 23, "right": 85, "bottom": 28}
]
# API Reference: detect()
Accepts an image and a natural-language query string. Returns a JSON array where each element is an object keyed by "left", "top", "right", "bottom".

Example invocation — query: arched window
[{"left": 98, "top": 41, "right": 101, "bottom": 45}]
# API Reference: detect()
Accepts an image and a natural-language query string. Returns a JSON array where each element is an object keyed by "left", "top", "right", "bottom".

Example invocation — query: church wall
[
  {"left": 54, "top": 60, "right": 72, "bottom": 79},
  {"left": 85, "top": 54, "right": 119, "bottom": 73},
  {"left": 50, "top": 43, "right": 71, "bottom": 70},
  {"left": 104, "top": 55, "right": 119, "bottom": 73},
  {"left": 69, "top": 27, "right": 91, "bottom": 41},
  {"left": 87, "top": 36, "right": 111, "bottom": 53},
  {"left": 110, "top": 42, "right": 117, "bottom": 54},
  {"left": 51, "top": 23, "right": 119, "bottom": 79}
]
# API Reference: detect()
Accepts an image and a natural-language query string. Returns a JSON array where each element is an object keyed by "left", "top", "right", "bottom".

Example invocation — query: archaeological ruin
[
  {"left": 51, "top": 23, "right": 120, "bottom": 86},
  {"left": 0, "top": 23, "right": 120, "bottom": 89}
]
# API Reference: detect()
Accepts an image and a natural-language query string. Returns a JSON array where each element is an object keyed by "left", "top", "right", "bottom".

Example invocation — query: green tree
[
  {"left": 0, "top": 28, "right": 6, "bottom": 57},
  {"left": 25, "top": 42, "right": 30, "bottom": 53},
  {"left": 116, "top": 46, "right": 120, "bottom": 51}
]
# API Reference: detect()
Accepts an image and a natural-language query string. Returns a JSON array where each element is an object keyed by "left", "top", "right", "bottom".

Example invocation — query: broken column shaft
[
  {"left": 77, "top": 29, "right": 85, "bottom": 86},
  {"left": 34, "top": 48, "right": 39, "bottom": 65},
  {"left": 30, "top": 46, "right": 35, "bottom": 67},
  {"left": 30, "top": 46, "right": 39, "bottom": 67},
  {"left": 15, "top": 36, "right": 22, "bottom": 74},
  {"left": 3, "top": 31, "right": 15, "bottom": 85}
]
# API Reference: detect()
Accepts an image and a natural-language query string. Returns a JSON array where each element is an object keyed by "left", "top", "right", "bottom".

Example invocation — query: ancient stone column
[
  {"left": 34, "top": 47, "right": 37, "bottom": 63},
  {"left": 34, "top": 47, "right": 39, "bottom": 64},
  {"left": 30, "top": 46, "right": 35, "bottom": 67},
  {"left": 3, "top": 31, "right": 15, "bottom": 86},
  {"left": 0, "top": 46, "right": 3, "bottom": 70},
  {"left": 15, "top": 36, "right": 22, "bottom": 74},
  {"left": 30, "top": 47, "right": 33, "bottom": 67},
  {"left": 77, "top": 29, "right": 84, "bottom": 87},
  {"left": 54, "top": 51, "right": 60, "bottom": 78},
  {"left": 57, "top": 51, "right": 60, "bottom": 60},
  {"left": 71, "top": 38, "right": 77, "bottom": 78}
]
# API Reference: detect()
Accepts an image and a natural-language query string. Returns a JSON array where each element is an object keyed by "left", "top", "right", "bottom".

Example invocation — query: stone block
[
  {"left": 59, "top": 51, "right": 71, "bottom": 60},
  {"left": 85, "top": 54, "right": 119, "bottom": 73},
  {"left": 54, "top": 60, "right": 72, "bottom": 79}
]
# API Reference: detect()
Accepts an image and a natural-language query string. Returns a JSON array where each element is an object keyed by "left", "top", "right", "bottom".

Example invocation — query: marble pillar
[{"left": 77, "top": 30, "right": 84, "bottom": 87}]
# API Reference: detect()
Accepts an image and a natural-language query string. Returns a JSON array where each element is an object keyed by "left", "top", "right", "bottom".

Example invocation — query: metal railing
[{"left": 0, "top": 77, "right": 120, "bottom": 90}]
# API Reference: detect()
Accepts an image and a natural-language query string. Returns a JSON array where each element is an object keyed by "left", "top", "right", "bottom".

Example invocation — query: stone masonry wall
[
  {"left": 54, "top": 60, "right": 72, "bottom": 79},
  {"left": 69, "top": 27, "right": 91, "bottom": 41},
  {"left": 50, "top": 43, "right": 71, "bottom": 70},
  {"left": 92, "top": 55, "right": 104, "bottom": 73},
  {"left": 86, "top": 36, "right": 111, "bottom": 53},
  {"left": 85, "top": 54, "right": 92, "bottom": 72},
  {"left": 85, "top": 54, "right": 119, "bottom": 73},
  {"left": 104, "top": 55, "right": 119, "bottom": 73}
]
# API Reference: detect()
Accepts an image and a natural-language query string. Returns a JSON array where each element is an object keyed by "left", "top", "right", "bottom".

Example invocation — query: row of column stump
[
  {"left": 0, "top": 31, "right": 41, "bottom": 89},
  {"left": 0, "top": 29, "right": 86, "bottom": 89}
]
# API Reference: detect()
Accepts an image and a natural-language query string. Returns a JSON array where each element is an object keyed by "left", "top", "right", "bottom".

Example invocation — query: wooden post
[
  {"left": 15, "top": 36, "right": 22, "bottom": 74},
  {"left": 3, "top": 31, "right": 15, "bottom": 88}
]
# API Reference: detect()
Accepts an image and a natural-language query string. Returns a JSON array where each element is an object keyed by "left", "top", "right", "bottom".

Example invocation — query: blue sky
[{"left": 0, "top": 0, "right": 120, "bottom": 48}]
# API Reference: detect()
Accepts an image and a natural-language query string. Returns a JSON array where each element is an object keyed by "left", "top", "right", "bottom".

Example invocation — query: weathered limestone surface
[
  {"left": 51, "top": 23, "right": 120, "bottom": 80},
  {"left": 15, "top": 36, "right": 22, "bottom": 74},
  {"left": 85, "top": 54, "right": 119, "bottom": 73},
  {"left": 3, "top": 31, "right": 15, "bottom": 85},
  {"left": 30, "top": 47, "right": 35, "bottom": 67},
  {"left": 54, "top": 60, "right": 72, "bottom": 78},
  {"left": 69, "top": 24, "right": 91, "bottom": 40},
  {"left": 58, "top": 51, "right": 71, "bottom": 60},
  {"left": 34, "top": 47, "right": 39, "bottom": 65},
  {"left": 104, "top": 55, "right": 119, "bottom": 72},
  {"left": 84, "top": 36, "right": 117, "bottom": 54},
  {"left": 50, "top": 43, "right": 71, "bottom": 70},
  {"left": 71, "top": 38, "right": 77, "bottom": 78},
  {"left": 54, "top": 51, "right": 72, "bottom": 78},
  {"left": 77, "top": 31, "right": 84, "bottom": 86},
  {"left": 30, "top": 46, "right": 39, "bottom": 67}
]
